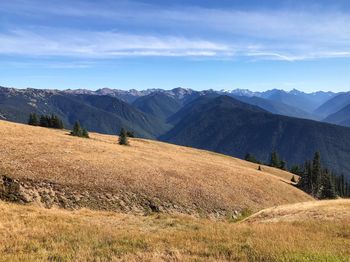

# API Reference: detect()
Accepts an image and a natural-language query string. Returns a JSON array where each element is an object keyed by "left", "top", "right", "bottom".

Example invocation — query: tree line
[
  {"left": 245, "top": 151, "right": 350, "bottom": 199},
  {"left": 293, "top": 152, "right": 350, "bottom": 199},
  {"left": 245, "top": 151, "right": 286, "bottom": 169},
  {"left": 28, "top": 113, "right": 135, "bottom": 145},
  {"left": 28, "top": 113, "right": 64, "bottom": 129}
]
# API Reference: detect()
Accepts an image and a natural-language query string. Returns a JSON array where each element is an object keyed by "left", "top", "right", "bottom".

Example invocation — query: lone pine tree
[
  {"left": 119, "top": 128, "right": 129, "bottom": 145},
  {"left": 71, "top": 121, "right": 89, "bottom": 138},
  {"left": 291, "top": 175, "right": 297, "bottom": 183}
]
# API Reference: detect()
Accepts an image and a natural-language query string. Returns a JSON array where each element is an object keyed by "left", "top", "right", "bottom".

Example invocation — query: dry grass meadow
[
  {"left": 0, "top": 121, "right": 349, "bottom": 261},
  {"left": 0, "top": 120, "right": 312, "bottom": 214},
  {"left": 244, "top": 199, "right": 350, "bottom": 223},
  {"left": 0, "top": 199, "right": 349, "bottom": 262}
]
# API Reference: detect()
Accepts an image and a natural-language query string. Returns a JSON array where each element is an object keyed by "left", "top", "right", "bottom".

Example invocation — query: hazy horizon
[{"left": 0, "top": 84, "right": 339, "bottom": 94}]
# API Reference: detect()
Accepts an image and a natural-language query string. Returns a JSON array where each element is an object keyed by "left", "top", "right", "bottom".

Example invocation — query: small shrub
[{"left": 126, "top": 131, "right": 135, "bottom": 138}]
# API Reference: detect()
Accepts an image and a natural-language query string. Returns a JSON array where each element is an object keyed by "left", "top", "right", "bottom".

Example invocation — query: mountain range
[
  {"left": 0, "top": 87, "right": 170, "bottom": 138},
  {"left": 60, "top": 87, "right": 346, "bottom": 121},
  {"left": 160, "top": 95, "right": 350, "bottom": 177},
  {"left": 1, "top": 85, "right": 350, "bottom": 180}
]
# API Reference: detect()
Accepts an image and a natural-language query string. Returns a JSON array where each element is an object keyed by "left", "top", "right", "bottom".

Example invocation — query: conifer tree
[
  {"left": 119, "top": 128, "right": 129, "bottom": 145},
  {"left": 312, "top": 152, "right": 322, "bottom": 194},
  {"left": 291, "top": 175, "right": 297, "bottom": 183},
  {"left": 297, "top": 161, "right": 312, "bottom": 194},
  {"left": 245, "top": 153, "right": 251, "bottom": 161},
  {"left": 270, "top": 152, "right": 281, "bottom": 168},
  {"left": 318, "top": 170, "right": 337, "bottom": 199},
  {"left": 290, "top": 165, "right": 300, "bottom": 175},
  {"left": 71, "top": 121, "right": 82, "bottom": 137},
  {"left": 58, "top": 119, "right": 64, "bottom": 129},
  {"left": 49, "top": 114, "right": 55, "bottom": 128},
  {"left": 280, "top": 160, "right": 286, "bottom": 170},
  {"left": 39, "top": 115, "right": 49, "bottom": 127},
  {"left": 245, "top": 153, "right": 260, "bottom": 164},
  {"left": 28, "top": 113, "right": 39, "bottom": 126},
  {"left": 51, "top": 115, "right": 63, "bottom": 129},
  {"left": 70, "top": 121, "right": 89, "bottom": 138},
  {"left": 82, "top": 128, "right": 89, "bottom": 138},
  {"left": 126, "top": 131, "right": 135, "bottom": 138}
]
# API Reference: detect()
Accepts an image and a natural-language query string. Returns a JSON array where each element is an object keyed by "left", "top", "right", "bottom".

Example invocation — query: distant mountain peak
[
  {"left": 222, "top": 89, "right": 258, "bottom": 97},
  {"left": 289, "top": 89, "right": 304, "bottom": 95}
]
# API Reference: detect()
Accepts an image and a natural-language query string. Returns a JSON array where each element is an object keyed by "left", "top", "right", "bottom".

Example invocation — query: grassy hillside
[
  {"left": 244, "top": 199, "right": 350, "bottom": 223},
  {"left": 0, "top": 120, "right": 311, "bottom": 217},
  {"left": 0, "top": 199, "right": 349, "bottom": 261}
]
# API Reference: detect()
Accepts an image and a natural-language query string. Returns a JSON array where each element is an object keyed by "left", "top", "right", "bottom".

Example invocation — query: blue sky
[{"left": 1, "top": 0, "right": 350, "bottom": 92}]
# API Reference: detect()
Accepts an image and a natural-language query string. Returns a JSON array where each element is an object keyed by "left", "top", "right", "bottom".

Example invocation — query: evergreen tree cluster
[
  {"left": 269, "top": 152, "right": 286, "bottom": 170},
  {"left": 245, "top": 152, "right": 286, "bottom": 170},
  {"left": 244, "top": 153, "right": 261, "bottom": 164},
  {"left": 296, "top": 152, "right": 350, "bottom": 199},
  {"left": 70, "top": 121, "right": 89, "bottom": 138},
  {"left": 243, "top": 150, "right": 349, "bottom": 199},
  {"left": 118, "top": 128, "right": 135, "bottom": 145},
  {"left": 28, "top": 113, "right": 64, "bottom": 129}
]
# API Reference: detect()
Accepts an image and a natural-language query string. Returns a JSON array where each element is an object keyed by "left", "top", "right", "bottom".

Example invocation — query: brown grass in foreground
[
  {"left": 0, "top": 200, "right": 349, "bottom": 262},
  {"left": 0, "top": 120, "right": 311, "bottom": 215},
  {"left": 244, "top": 199, "right": 350, "bottom": 223}
]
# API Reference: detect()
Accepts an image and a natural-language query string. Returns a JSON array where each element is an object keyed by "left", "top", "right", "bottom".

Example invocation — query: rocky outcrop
[
  {"left": 0, "top": 175, "right": 162, "bottom": 213},
  {"left": 0, "top": 175, "right": 240, "bottom": 219}
]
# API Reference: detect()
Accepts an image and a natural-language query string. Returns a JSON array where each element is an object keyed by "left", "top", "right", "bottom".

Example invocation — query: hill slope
[
  {"left": 315, "top": 92, "right": 350, "bottom": 118},
  {"left": 0, "top": 120, "right": 312, "bottom": 217},
  {"left": 161, "top": 95, "right": 350, "bottom": 179},
  {"left": 244, "top": 199, "right": 350, "bottom": 223},
  {"left": 132, "top": 92, "right": 182, "bottom": 120},
  {"left": 259, "top": 89, "right": 334, "bottom": 113},
  {"left": 0, "top": 199, "right": 349, "bottom": 261},
  {"left": 232, "top": 95, "right": 316, "bottom": 120},
  {"left": 324, "top": 103, "right": 350, "bottom": 127},
  {"left": 0, "top": 87, "right": 169, "bottom": 138}
]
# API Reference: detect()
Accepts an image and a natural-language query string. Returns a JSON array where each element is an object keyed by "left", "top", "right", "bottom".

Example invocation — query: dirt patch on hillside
[{"left": 0, "top": 175, "right": 239, "bottom": 218}]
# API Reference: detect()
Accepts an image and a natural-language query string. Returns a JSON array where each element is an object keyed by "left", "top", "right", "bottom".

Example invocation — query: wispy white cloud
[
  {"left": 1, "top": 1, "right": 350, "bottom": 61},
  {"left": 0, "top": 30, "right": 231, "bottom": 58}
]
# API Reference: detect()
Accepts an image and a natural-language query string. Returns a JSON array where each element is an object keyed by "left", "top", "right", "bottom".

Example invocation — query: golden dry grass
[
  {"left": 0, "top": 200, "right": 349, "bottom": 262},
  {"left": 0, "top": 120, "right": 312, "bottom": 214},
  {"left": 244, "top": 199, "right": 350, "bottom": 223}
]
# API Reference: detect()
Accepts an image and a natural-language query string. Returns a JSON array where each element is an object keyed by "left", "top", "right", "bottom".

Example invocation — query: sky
[{"left": 1, "top": 0, "right": 350, "bottom": 92}]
